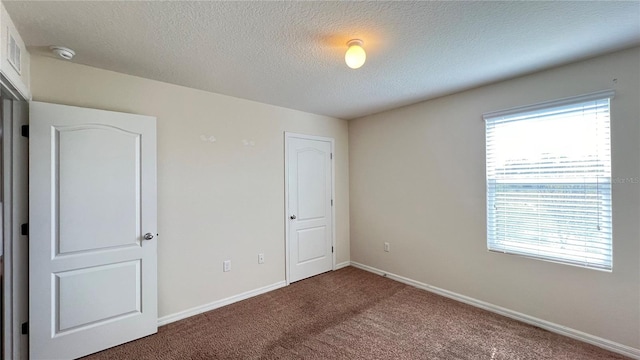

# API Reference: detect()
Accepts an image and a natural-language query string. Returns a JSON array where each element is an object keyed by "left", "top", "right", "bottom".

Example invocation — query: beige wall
[
  {"left": 31, "top": 46, "right": 640, "bottom": 349},
  {"left": 30, "top": 55, "right": 350, "bottom": 318},
  {"left": 349, "top": 47, "right": 640, "bottom": 348}
]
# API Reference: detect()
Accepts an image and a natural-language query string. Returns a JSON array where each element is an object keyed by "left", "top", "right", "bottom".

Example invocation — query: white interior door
[
  {"left": 286, "top": 133, "right": 334, "bottom": 283},
  {"left": 29, "top": 102, "right": 157, "bottom": 359}
]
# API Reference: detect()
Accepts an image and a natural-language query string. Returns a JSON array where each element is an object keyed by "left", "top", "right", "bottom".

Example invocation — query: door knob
[
  {"left": 290, "top": 215, "right": 297, "bottom": 220},
  {"left": 143, "top": 233, "right": 154, "bottom": 240}
]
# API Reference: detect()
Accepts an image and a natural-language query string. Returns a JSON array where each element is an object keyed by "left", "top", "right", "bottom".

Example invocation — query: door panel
[
  {"left": 55, "top": 260, "right": 141, "bottom": 332},
  {"left": 297, "top": 148, "right": 326, "bottom": 220},
  {"left": 57, "top": 125, "right": 141, "bottom": 254},
  {"left": 286, "top": 134, "right": 333, "bottom": 283},
  {"left": 29, "top": 102, "right": 157, "bottom": 359},
  {"left": 297, "top": 226, "right": 327, "bottom": 263}
]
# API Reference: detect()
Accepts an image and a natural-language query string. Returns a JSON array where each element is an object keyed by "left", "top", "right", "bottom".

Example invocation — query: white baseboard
[
  {"left": 157, "top": 281, "right": 287, "bottom": 326},
  {"left": 349, "top": 261, "right": 640, "bottom": 359},
  {"left": 157, "top": 261, "right": 355, "bottom": 327}
]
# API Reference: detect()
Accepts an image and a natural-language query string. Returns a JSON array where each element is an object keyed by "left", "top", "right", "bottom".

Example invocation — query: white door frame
[
  {"left": 2, "top": 97, "right": 29, "bottom": 360},
  {"left": 284, "top": 132, "right": 335, "bottom": 285}
]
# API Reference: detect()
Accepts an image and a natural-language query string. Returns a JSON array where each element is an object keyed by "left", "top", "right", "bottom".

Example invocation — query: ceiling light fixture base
[{"left": 347, "top": 39, "right": 363, "bottom": 48}]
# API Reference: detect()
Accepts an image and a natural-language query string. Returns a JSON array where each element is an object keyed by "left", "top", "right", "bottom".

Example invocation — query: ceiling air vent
[{"left": 7, "top": 31, "right": 21, "bottom": 74}]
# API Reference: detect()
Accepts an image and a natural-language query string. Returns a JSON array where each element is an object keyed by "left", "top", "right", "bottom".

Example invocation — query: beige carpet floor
[{"left": 84, "top": 266, "right": 630, "bottom": 359}]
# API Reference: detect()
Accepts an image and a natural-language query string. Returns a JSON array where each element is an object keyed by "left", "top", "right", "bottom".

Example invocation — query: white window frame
[{"left": 483, "top": 90, "right": 614, "bottom": 271}]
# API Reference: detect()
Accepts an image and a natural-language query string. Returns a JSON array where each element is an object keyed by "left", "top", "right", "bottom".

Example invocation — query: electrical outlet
[
  {"left": 384, "top": 242, "right": 390, "bottom": 252},
  {"left": 223, "top": 260, "right": 231, "bottom": 272}
]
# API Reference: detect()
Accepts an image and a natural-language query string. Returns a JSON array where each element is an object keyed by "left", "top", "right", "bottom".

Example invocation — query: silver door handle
[
  {"left": 143, "top": 233, "right": 154, "bottom": 240},
  {"left": 290, "top": 215, "right": 296, "bottom": 220}
]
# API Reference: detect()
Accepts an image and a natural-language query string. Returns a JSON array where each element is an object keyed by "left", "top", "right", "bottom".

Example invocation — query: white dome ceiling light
[
  {"left": 50, "top": 46, "right": 75, "bottom": 60},
  {"left": 345, "top": 39, "right": 366, "bottom": 69}
]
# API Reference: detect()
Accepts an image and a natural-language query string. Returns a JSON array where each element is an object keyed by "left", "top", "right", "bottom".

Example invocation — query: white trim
[
  {"left": 157, "top": 260, "right": 352, "bottom": 327},
  {"left": 2, "top": 99, "right": 15, "bottom": 360},
  {"left": 157, "top": 281, "right": 286, "bottom": 326},
  {"left": 350, "top": 261, "right": 640, "bottom": 359},
  {"left": 2, "top": 99, "right": 28, "bottom": 360},
  {"left": 482, "top": 89, "right": 615, "bottom": 120},
  {"left": 330, "top": 139, "right": 336, "bottom": 273},
  {"left": 284, "top": 133, "right": 290, "bottom": 285},
  {"left": 0, "top": 74, "right": 24, "bottom": 101},
  {"left": 284, "top": 132, "right": 336, "bottom": 285}
]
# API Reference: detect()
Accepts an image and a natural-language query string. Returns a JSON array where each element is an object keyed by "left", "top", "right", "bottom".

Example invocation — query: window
[{"left": 484, "top": 90, "right": 613, "bottom": 271}]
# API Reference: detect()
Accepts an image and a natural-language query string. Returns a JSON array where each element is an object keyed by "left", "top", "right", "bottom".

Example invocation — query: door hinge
[
  {"left": 331, "top": 199, "right": 333, "bottom": 206},
  {"left": 331, "top": 246, "right": 334, "bottom": 253},
  {"left": 20, "top": 223, "right": 28, "bottom": 236},
  {"left": 21, "top": 125, "right": 28, "bottom": 138},
  {"left": 21, "top": 322, "right": 28, "bottom": 335},
  {"left": 330, "top": 153, "right": 333, "bottom": 159}
]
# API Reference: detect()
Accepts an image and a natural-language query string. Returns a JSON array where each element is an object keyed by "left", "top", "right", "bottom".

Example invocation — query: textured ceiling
[{"left": 5, "top": 1, "right": 640, "bottom": 119}]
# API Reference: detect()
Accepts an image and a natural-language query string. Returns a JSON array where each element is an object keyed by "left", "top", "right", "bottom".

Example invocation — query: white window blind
[{"left": 484, "top": 90, "right": 613, "bottom": 271}]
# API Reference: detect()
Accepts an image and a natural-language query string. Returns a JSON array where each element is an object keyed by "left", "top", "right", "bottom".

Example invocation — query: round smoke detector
[{"left": 50, "top": 46, "right": 75, "bottom": 60}]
